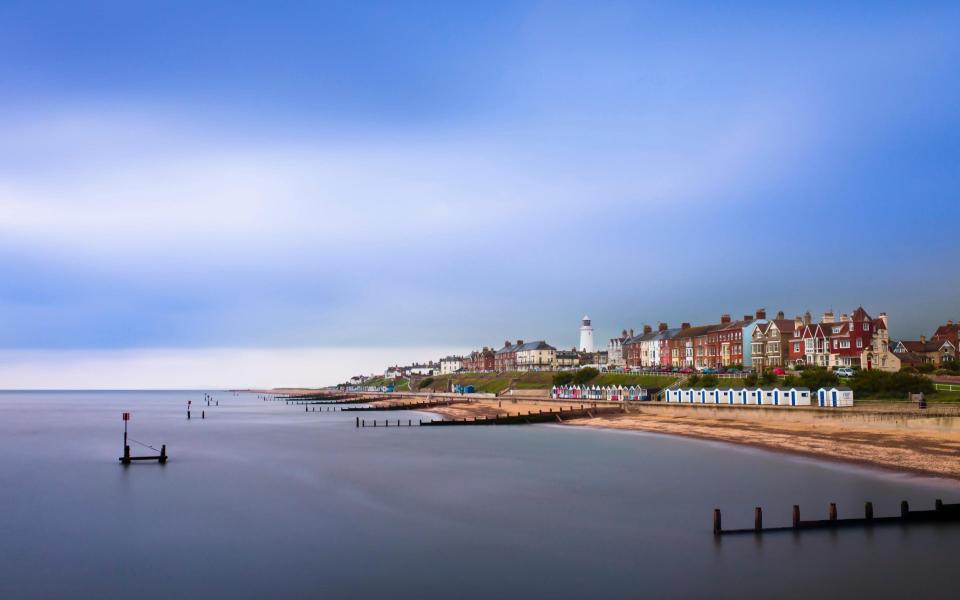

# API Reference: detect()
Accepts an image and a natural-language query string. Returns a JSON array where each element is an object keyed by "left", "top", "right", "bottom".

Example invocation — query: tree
[
  {"left": 759, "top": 371, "right": 777, "bottom": 386},
  {"left": 744, "top": 373, "right": 758, "bottom": 387},
  {"left": 916, "top": 363, "right": 936, "bottom": 374},
  {"left": 700, "top": 374, "right": 718, "bottom": 387},
  {"left": 552, "top": 371, "right": 574, "bottom": 386},
  {"left": 686, "top": 373, "right": 701, "bottom": 388}
]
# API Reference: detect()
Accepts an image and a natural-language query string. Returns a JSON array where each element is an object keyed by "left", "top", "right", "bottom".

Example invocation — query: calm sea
[{"left": 1, "top": 390, "right": 958, "bottom": 599}]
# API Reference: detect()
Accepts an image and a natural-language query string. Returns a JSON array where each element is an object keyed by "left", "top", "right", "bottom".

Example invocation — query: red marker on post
[{"left": 122, "top": 412, "right": 130, "bottom": 446}]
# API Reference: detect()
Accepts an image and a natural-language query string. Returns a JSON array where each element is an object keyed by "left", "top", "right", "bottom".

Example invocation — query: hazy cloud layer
[{"left": 1, "top": 2, "right": 959, "bottom": 386}]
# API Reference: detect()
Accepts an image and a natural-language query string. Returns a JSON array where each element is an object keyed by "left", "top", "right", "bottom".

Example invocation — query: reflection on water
[{"left": 1, "top": 390, "right": 958, "bottom": 599}]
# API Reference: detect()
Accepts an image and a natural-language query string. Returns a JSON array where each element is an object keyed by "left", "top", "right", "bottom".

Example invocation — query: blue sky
[{"left": 2, "top": 1, "right": 959, "bottom": 386}]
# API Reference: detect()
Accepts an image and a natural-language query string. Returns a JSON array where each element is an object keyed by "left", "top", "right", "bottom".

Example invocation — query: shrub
[
  {"left": 571, "top": 367, "right": 599, "bottom": 385},
  {"left": 759, "top": 371, "right": 777, "bottom": 386},
  {"left": 417, "top": 377, "right": 434, "bottom": 390},
  {"left": 792, "top": 363, "right": 807, "bottom": 371},
  {"left": 699, "top": 374, "right": 718, "bottom": 387},
  {"left": 552, "top": 371, "right": 574, "bottom": 386},
  {"left": 916, "top": 363, "right": 936, "bottom": 374},
  {"left": 900, "top": 366, "right": 918, "bottom": 374},
  {"left": 940, "top": 360, "right": 960, "bottom": 373},
  {"left": 687, "top": 373, "right": 701, "bottom": 387},
  {"left": 799, "top": 367, "right": 839, "bottom": 390},
  {"left": 849, "top": 370, "right": 934, "bottom": 398},
  {"left": 744, "top": 373, "right": 758, "bottom": 387},
  {"left": 783, "top": 375, "right": 801, "bottom": 387}
]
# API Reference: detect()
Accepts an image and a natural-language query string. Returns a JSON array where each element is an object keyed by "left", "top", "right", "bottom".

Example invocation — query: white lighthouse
[{"left": 579, "top": 315, "right": 594, "bottom": 352}]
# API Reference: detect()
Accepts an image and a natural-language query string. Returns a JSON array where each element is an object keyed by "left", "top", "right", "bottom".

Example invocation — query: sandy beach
[{"left": 411, "top": 397, "right": 960, "bottom": 480}]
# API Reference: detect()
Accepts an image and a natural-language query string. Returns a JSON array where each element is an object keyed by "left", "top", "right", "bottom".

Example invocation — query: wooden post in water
[
  {"left": 792, "top": 505, "right": 800, "bottom": 529},
  {"left": 865, "top": 501, "right": 874, "bottom": 520},
  {"left": 202, "top": 410, "right": 205, "bottom": 419},
  {"left": 356, "top": 417, "right": 359, "bottom": 428},
  {"left": 936, "top": 499, "right": 944, "bottom": 511},
  {"left": 901, "top": 500, "right": 909, "bottom": 518},
  {"left": 713, "top": 509, "right": 721, "bottom": 535},
  {"left": 754, "top": 507, "right": 762, "bottom": 531},
  {"left": 159, "top": 444, "right": 167, "bottom": 464},
  {"left": 829, "top": 503, "right": 837, "bottom": 522},
  {"left": 122, "top": 444, "right": 131, "bottom": 465}
]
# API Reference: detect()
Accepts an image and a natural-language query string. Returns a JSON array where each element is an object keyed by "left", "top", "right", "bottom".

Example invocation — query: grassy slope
[{"left": 418, "top": 371, "right": 679, "bottom": 393}]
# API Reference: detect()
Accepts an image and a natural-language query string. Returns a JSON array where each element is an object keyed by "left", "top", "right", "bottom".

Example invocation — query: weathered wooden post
[
  {"left": 936, "top": 499, "right": 944, "bottom": 511},
  {"left": 792, "top": 505, "right": 800, "bottom": 529},
  {"left": 202, "top": 410, "right": 205, "bottom": 419},
  {"left": 901, "top": 500, "right": 909, "bottom": 518},
  {"left": 159, "top": 444, "right": 167, "bottom": 464},
  {"left": 754, "top": 507, "right": 763, "bottom": 531},
  {"left": 122, "top": 444, "right": 131, "bottom": 465},
  {"left": 355, "top": 417, "right": 359, "bottom": 428},
  {"left": 865, "top": 501, "right": 874, "bottom": 520},
  {"left": 408, "top": 419, "right": 411, "bottom": 426},
  {"left": 829, "top": 503, "right": 837, "bottom": 522},
  {"left": 713, "top": 509, "right": 722, "bottom": 535}
]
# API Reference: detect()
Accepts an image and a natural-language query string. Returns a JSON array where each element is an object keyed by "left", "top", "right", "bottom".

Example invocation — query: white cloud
[{"left": 0, "top": 346, "right": 463, "bottom": 389}]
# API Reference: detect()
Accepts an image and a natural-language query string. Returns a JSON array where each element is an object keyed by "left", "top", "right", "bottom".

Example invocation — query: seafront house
[
  {"left": 555, "top": 349, "right": 580, "bottom": 369},
  {"left": 515, "top": 341, "right": 557, "bottom": 371},
  {"left": 751, "top": 312, "right": 794, "bottom": 370},
  {"left": 495, "top": 340, "right": 521, "bottom": 372},
  {"left": 892, "top": 337, "right": 956, "bottom": 367},
  {"left": 463, "top": 347, "right": 496, "bottom": 372},
  {"left": 932, "top": 320, "right": 960, "bottom": 348},
  {"left": 439, "top": 356, "right": 464, "bottom": 374},
  {"left": 607, "top": 329, "right": 632, "bottom": 368}
]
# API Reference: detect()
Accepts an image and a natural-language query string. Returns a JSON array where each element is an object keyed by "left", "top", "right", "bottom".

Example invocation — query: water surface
[{"left": 1, "top": 391, "right": 958, "bottom": 599}]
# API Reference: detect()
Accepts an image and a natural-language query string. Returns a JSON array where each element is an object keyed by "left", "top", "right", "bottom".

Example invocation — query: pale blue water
[{"left": 1, "top": 390, "right": 958, "bottom": 599}]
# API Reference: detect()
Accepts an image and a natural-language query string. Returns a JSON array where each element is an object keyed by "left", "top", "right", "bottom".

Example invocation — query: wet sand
[{"left": 419, "top": 398, "right": 960, "bottom": 480}]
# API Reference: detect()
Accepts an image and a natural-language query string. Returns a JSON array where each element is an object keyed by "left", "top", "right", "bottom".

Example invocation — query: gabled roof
[
  {"left": 895, "top": 339, "right": 955, "bottom": 353},
  {"left": 934, "top": 323, "right": 960, "bottom": 339}
]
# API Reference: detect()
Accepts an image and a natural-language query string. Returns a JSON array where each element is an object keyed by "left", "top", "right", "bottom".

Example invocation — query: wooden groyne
[
  {"left": 341, "top": 399, "right": 469, "bottom": 412},
  {"left": 714, "top": 500, "right": 960, "bottom": 535},
  {"left": 286, "top": 397, "right": 370, "bottom": 406},
  {"left": 420, "top": 405, "right": 624, "bottom": 426}
]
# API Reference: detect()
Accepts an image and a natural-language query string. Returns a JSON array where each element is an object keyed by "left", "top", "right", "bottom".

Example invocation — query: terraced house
[
  {"left": 751, "top": 312, "right": 794, "bottom": 370},
  {"left": 515, "top": 341, "right": 557, "bottom": 371}
]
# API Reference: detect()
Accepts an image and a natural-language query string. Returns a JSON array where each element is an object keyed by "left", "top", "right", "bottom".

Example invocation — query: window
[
  {"left": 832, "top": 327, "right": 841, "bottom": 334},
  {"left": 840, "top": 340, "right": 850, "bottom": 349},
  {"left": 863, "top": 323, "right": 869, "bottom": 331},
  {"left": 794, "top": 343, "right": 800, "bottom": 352},
  {"left": 856, "top": 338, "right": 863, "bottom": 348}
]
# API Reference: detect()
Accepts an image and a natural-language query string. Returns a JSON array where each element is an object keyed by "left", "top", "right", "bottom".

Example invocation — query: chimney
[
  {"left": 681, "top": 322, "right": 691, "bottom": 330},
  {"left": 622, "top": 329, "right": 628, "bottom": 337},
  {"left": 841, "top": 313, "right": 850, "bottom": 322},
  {"left": 878, "top": 313, "right": 888, "bottom": 328},
  {"left": 516, "top": 340, "right": 524, "bottom": 346},
  {"left": 920, "top": 335, "right": 927, "bottom": 344},
  {"left": 720, "top": 314, "right": 731, "bottom": 324},
  {"left": 823, "top": 311, "right": 834, "bottom": 324},
  {"left": 776, "top": 310, "right": 785, "bottom": 320},
  {"left": 658, "top": 322, "right": 668, "bottom": 332},
  {"left": 804, "top": 311, "right": 812, "bottom": 325},
  {"left": 794, "top": 315, "right": 803, "bottom": 329},
  {"left": 644, "top": 324, "right": 653, "bottom": 334},
  {"left": 744, "top": 315, "right": 753, "bottom": 322},
  {"left": 504, "top": 340, "right": 511, "bottom": 347},
  {"left": 756, "top": 308, "right": 766, "bottom": 320},
  {"left": 628, "top": 328, "right": 634, "bottom": 337},
  {"left": 947, "top": 319, "right": 954, "bottom": 326}
]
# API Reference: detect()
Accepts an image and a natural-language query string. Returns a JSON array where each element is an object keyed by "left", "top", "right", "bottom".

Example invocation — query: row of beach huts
[
  {"left": 663, "top": 386, "right": 854, "bottom": 407},
  {"left": 549, "top": 384, "right": 854, "bottom": 407}
]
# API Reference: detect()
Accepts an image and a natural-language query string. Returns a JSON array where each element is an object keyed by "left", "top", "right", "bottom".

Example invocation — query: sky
[{"left": 2, "top": 1, "right": 959, "bottom": 388}]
